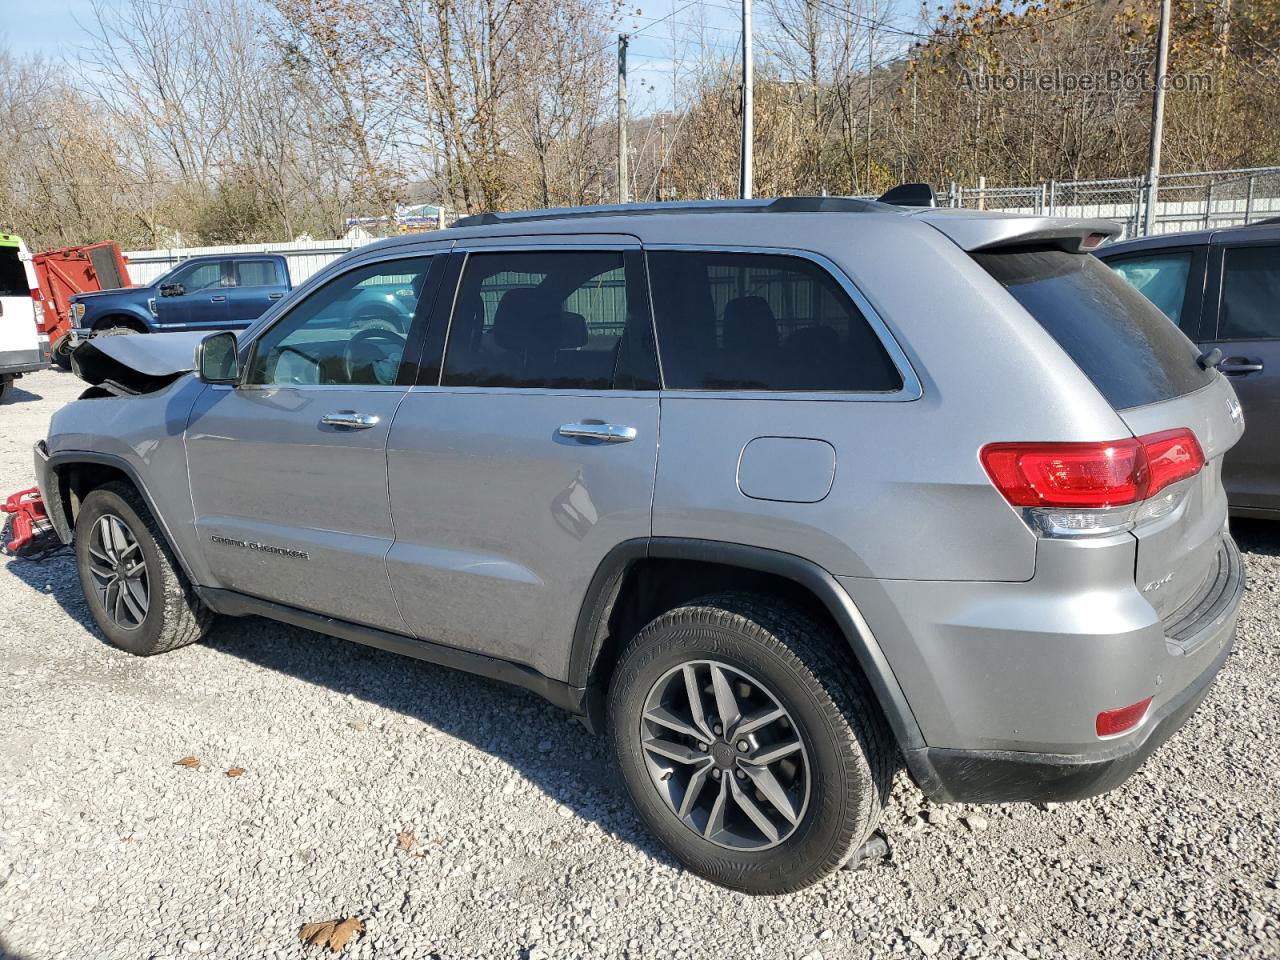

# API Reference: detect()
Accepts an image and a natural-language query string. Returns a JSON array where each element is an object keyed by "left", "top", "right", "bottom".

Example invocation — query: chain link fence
[{"left": 944, "top": 167, "right": 1280, "bottom": 238}]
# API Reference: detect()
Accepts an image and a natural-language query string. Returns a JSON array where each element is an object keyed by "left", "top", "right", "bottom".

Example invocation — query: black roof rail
[{"left": 451, "top": 196, "right": 893, "bottom": 228}]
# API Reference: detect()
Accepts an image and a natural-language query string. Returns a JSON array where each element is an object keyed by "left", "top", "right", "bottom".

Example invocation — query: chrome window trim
[
  {"left": 236, "top": 248, "right": 447, "bottom": 388},
  {"left": 642, "top": 243, "right": 923, "bottom": 402}
]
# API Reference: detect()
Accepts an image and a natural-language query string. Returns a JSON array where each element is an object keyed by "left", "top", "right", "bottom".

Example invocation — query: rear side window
[
  {"left": 975, "top": 248, "right": 1214, "bottom": 410},
  {"left": 236, "top": 260, "right": 280, "bottom": 287},
  {"left": 647, "top": 251, "right": 902, "bottom": 392},
  {"left": 1219, "top": 245, "right": 1280, "bottom": 340},
  {"left": 1106, "top": 252, "right": 1192, "bottom": 326},
  {"left": 0, "top": 248, "right": 28, "bottom": 297}
]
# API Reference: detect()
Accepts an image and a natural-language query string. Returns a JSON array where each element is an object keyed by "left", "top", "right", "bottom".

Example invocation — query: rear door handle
[
  {"left": 210, "top": 295, "right": 227, "bottom": 302},
  {"left": 321, "top": 412, "right": 381, "bottom": 429},
  {"left": 268, "top": 292, "right": 283, "bottom": 300},
  {"left": 558, "top": 422, "right": 637, "bottom": 444},
  {"left": 1219, "top": 357, "right": 1264, "bottom": 375}
]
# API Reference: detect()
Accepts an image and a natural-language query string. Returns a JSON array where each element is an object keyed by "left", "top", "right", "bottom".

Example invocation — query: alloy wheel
[
  {"left": 640, "top": 660, "right": 811, "bottom": 850},
  {"left": 86, "top": 514, "right": 150, "bottom": 630}
]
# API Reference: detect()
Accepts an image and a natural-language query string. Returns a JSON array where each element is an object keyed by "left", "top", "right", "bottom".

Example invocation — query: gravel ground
[{"left": 1, "top": 367, "right": 1278, "bottom": 960}]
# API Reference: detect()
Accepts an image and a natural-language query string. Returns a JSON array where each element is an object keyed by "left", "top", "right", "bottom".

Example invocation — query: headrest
[
  {"left": 560, "top": 311, "right": 588, "bottom": 349},
  {"left": 493, "top": 288, "right": 558, "bottom": 354}
]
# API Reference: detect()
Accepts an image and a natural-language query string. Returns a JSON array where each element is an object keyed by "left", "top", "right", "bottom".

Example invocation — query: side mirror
[
  {"left": 160, "top": 282, "right": 186, "bottom": 298},
  {"left": 196, "top": 331, "right": 240, "bottom": 384}
]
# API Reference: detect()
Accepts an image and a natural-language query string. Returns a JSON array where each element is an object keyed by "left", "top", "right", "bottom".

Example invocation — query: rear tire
[
  {"left": 0, "top": 377, "right": 12, "bottom": 403},
  {"left": 74, "top": 481, "right": 214, "bottom": 656},
  {"left": 608, "top": 592, "right": 893, "bottom": 894}
]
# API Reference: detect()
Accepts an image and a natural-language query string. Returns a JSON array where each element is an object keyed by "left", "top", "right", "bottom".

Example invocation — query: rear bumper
[
  {"left": 844, "top": 531, "right": 1245, "bottom": 804},
  {"left": 913, "top": 630, "right": 1234, "bottom": 803},
  {"left": 0, "top": 347, "right": 48, "bottom": 376}
]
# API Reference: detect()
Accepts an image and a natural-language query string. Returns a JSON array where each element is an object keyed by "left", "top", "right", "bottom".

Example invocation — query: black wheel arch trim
[
  {"left": 568, "top": 536, "right": 941, "bottom": 793},
  {"left": 41, "top": 448, "right": 199, "bottom": 586}
]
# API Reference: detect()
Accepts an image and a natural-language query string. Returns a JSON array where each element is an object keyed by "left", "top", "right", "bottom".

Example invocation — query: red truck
[{"left": 31, "top": 242, "right": 132, "bottom": 368}]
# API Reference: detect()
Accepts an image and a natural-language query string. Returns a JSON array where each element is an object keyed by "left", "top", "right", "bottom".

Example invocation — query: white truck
[{"left": 0, "top": 234, "right": 51, "bottom": 401}]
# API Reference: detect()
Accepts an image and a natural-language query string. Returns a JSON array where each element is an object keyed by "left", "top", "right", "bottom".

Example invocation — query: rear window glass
[
  {"left": 0, "top": 248, "right": 28, "bottom": 297},
  {"left": 974, "top": 248, "right": 1213, "bottom": 410}
]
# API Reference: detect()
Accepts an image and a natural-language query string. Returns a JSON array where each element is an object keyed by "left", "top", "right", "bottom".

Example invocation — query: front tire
[
  {"left": 74, "top": 482, "right": 214, "bottom": 656},
  {"left": 95, "top": 325, "right": 141, "bottom": 339},
  {"left": 608, "top": 593, "right": 894, "bottom": 894},
  {"left": 51, "top": 336, "right": 74, "bottom": 370}
]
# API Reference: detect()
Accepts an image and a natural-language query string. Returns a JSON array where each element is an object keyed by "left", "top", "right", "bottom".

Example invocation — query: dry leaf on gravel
[
  {"left": 397, "top": 831, "right": 415, "bottom": 851},
  {"left": 174, "top": 756, "right": 200, "bottom": 770},
  {"left": 225, "top": 766, "right": 246, "bottom": 778},
  {"left": 299, "top": 917, "right": 364, "bottom": 953}
]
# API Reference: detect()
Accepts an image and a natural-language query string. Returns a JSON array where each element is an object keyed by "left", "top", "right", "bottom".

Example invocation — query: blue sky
[
  {"left": 3, "top": 0, "right": 741, "bottom": 107},
  {"left": 2, "top": 0, "right": 919, "bottom": 117},
  {"left": 3, "top": 0, "right": 99, "bottom": 57}
]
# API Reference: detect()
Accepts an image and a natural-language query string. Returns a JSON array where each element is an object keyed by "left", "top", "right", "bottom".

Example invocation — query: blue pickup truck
[{"left": 68, "top": 254, "right": 291, "bottom": 351}]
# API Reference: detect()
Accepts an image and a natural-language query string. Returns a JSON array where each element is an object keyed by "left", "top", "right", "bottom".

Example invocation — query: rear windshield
[
  {"left": 974, "top": 247, "right": 1214, "bottom": 410},
  {"left": 0, "top": 247, "right": 28, "bottom": 297}
]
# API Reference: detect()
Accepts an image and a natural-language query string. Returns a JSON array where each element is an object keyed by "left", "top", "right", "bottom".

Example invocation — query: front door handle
[
  {"left": 1220, "top": 357, "right": 1264, "bottom": 376},
  {"left": 268, "top": 292, "right": 283, "bottom": 300},
  {"left": 321, "top": 412, "right": 381, "bottom": 429},
  {"left": 558, "top": 422, "right": 637, "bottom": 444},
  {"left": 210, "top": 295, "right": 227, "bottom": 302}
]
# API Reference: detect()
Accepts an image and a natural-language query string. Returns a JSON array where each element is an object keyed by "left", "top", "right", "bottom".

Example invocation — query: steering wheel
[{"left": 344, "top": 327, "right": 407, "bottom": 385}]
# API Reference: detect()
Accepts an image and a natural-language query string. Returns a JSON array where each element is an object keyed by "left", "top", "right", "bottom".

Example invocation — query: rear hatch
[
  {"left": 973, "top": 245, "right": 1243, "bottom": 627},
  {"left": 0, "top": 239, "right": 40, "bottom": 359}
]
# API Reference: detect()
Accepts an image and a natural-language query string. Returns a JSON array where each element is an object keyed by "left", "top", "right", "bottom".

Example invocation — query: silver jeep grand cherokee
[{"left": 34, "top": 198, "right": 1245, "bottom": 894}]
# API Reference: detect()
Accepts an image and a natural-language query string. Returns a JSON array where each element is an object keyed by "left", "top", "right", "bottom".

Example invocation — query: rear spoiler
[{"left": 912, "top": 210, "right": 1122, "bottom": 253}]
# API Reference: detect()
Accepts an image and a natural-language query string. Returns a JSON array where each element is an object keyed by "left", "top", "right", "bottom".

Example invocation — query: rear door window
[
  {"left": 647, "top": 250, "right": 902, "bottom": 392},
  {"left": 975, "top": 248, "right": 1214, "bottom": 410},
  {"left": 441, "top": 250, "right": 656, "bottom": 390},
  {"left": 0, "top": 248, "right": 28, "bottom": 297},
  {"left": 1218, "top": 244, "right": 1280, "bottom": 340},
  {"left": 1105, "top": 251, "right": 1193, "bottom": 326},
  {"left": 235, "top": 260, "right": 281, "bottom": 288}
]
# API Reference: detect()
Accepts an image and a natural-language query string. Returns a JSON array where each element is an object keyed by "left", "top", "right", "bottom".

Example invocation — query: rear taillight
[
  {"left": 31, "top": 290, "right": 46, "bottom": 333},
  {"left": 981, "top": 428, "right": 1204, "bottom": 537}
]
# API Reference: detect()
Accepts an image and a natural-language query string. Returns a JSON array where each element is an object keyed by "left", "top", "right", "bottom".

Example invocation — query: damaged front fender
[{"left": 71, "top": 331, "right": 212, "bottom": 395}]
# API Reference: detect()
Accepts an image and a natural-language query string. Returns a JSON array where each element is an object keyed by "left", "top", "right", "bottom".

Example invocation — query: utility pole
[
  {"left": 617, "top": 34, "right": 630, "bottom": 205},
  {"left": 657, "top": 114, "right": 667, "bottom": 202},
  {"left": 739, "top": 0, "right": 753, "bottom": 199},
  {"left": 1143, "top": 0, "right": 1172, "bottom": 235}
]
